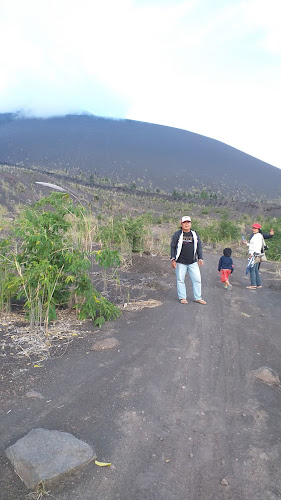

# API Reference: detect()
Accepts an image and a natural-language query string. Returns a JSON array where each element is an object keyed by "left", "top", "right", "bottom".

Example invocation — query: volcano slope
[{"left": 0, "top": 253, "right": 281, "bottom": 500}]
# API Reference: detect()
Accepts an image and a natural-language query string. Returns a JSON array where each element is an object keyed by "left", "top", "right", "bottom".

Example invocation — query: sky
[{"left": 1, "top": 0, "right": 281, "bottom": 168}]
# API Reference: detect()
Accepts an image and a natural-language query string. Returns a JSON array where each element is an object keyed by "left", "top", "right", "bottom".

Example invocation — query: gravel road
[{"left": 1, "top": 253, "right": 281, "bottom": 500}]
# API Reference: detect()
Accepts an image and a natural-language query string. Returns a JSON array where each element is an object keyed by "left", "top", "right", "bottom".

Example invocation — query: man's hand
[
  {"left": 198, "top": 259, "right": 204, "bottom": 267},
  {"left": 171, "top": 259, "right": 177, "bottom": 269}
]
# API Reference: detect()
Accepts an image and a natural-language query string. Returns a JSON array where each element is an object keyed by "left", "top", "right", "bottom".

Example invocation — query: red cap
[{"left": 252, "top": 223, "right": 261, "bottom": 229}]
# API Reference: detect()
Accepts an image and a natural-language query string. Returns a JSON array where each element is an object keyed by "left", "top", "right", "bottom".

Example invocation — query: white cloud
[{"left": 242, "top": 0, "right": 281, "bottom": 54}]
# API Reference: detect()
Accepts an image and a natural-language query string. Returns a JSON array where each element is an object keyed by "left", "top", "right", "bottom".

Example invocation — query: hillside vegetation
[{"left": 1, "top": 164, "right": 281, "bottom": 334}]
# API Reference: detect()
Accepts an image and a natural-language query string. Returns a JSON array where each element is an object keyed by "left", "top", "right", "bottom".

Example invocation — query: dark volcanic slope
[{"left": 1, "top": 113, "right": 281, "bottom": 199}]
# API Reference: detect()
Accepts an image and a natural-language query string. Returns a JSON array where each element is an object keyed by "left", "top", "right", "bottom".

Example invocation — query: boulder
[
  {"left": 250, "top": 367, "right": 280, "bottom": 386},
  {"left": 91, "top": 337, "right": 120, "bottom": 351},
  {"left": 5, "top": 428, "right": 94, "bottom": 489}
]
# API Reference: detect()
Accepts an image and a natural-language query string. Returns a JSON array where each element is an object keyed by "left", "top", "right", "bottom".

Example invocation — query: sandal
[
  {"left": 246, "top": 286, "right": 257, "bottom": 289},
  {"left": 257, "top": 286, "right": 262, "bottom": 288},
  {"left": 180, "top": 299, "right": 188, "bottom": 304}
]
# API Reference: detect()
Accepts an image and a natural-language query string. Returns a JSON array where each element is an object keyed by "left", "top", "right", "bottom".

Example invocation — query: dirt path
[{"left": 1, "top": 253, "right": 281, "bottom": 500}]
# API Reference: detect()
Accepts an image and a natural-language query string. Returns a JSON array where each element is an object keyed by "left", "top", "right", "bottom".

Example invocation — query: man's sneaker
[{"left": 195, "top": 299, "right": 207, "bottom": 305}]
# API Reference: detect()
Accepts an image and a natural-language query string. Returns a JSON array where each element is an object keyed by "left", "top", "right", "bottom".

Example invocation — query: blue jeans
[
  {"left": 249, "top": 263, "right": 261, "bottom": 287},
  {"left": 176, "top": 262, "right": 202, "bottom": 301}
]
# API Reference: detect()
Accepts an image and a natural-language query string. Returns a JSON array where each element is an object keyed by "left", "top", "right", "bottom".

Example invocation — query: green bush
[
  {"left": 0, "top": 192, "right": 120, "bottom": 331},
  {"left": 217, "top": 211, "right": 240, "bottom": 240},
  {"left": 201, "top": 207, "right": 210, "bottom": 215},
  {"left": 97, "top": 215, "right": 147, "bottom": 253},
  {"left": 198, "top": 211, "right": 240, "bottom": 244},
  {"left": 0, "top": 238, "right": 16, "bottom": 312},
  {"left": 260, "top": 219, "right": 281, "bottom": 261}
]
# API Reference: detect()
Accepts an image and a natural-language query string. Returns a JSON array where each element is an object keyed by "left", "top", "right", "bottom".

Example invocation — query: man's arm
[
  {"left": 170, "top": 231, "right": 179, "bottom": 260},
  {"left": 196, "top": 232, "right": 204, "bottom": 266},
  {"left": 196, "top": 232, "right": 203, "bottom": 260}
]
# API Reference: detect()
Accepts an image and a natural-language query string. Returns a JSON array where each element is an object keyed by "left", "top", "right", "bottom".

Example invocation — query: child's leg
[
  {"left": 220, "top": 270, "right": 226, "bottom": 283},
  {"left": 221, "top": 269, "right": 231, "bottom": 289},
  {"left": 225, "top": 270, "right": 232, "bottom": 289}
]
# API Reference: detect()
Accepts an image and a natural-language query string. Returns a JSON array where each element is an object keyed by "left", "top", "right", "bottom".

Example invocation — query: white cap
[{"left": 181, "top": 216, "right": 191, "bottom": 223}]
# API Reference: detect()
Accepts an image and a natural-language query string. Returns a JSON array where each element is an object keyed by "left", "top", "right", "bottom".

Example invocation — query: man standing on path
[{"left": 170, "top": 216, "right": 206, "bottom": 305}]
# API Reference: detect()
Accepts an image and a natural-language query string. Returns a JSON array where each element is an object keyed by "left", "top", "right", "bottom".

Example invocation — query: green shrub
[
  {"left": 198, "top": 211, "right": 240, "bottom": 244},
  {"left": 201, "top": 207, "right": 210, "bottom": 215},
  {"left": 260, "top": 219, "right": 281, "bottom": 261},
  {"left": 217, "top": 211, "right": 240, "bottom": 240},
  {"left": 0, "top": 238, "right": 16, "bottom": 311},
  {"left": 97, "top": 215, "right": 147, "bottom": 254},
  {"left": 0, "top": 192, "right": 120, "bottom": 332}
]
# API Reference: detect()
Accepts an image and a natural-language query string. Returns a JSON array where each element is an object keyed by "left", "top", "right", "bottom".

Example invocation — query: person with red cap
[{"left": 243, "top": 223, "right": 265, "bottom": 289}]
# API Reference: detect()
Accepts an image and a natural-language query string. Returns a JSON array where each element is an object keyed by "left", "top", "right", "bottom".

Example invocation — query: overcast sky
[{"left": 1, "top": 0, "right": 281, "bottom": 168}]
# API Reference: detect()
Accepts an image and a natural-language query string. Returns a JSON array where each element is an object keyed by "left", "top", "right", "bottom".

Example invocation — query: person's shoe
[
  {"left": 223, "top": 283, "right": 228, "bottom": 289},
  {"left": 195, "top": 299, "right": 207, "bottom": 305},
  {"left": 257, "top": 286, "right": 262, "bottom": 288},
  {"left": 180, "top": 298, "right": 188, "bottom": 304},
  {"left": 246, "top": 286, "right": 257, "bottom": 289},
  {"left": 227, "top": 283, "right": 232, "bottom": 290}
]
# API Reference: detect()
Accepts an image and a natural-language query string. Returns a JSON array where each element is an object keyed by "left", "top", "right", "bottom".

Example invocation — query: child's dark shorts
[{"left": 220, "top": 269, "right": 232, "bottom": 283}]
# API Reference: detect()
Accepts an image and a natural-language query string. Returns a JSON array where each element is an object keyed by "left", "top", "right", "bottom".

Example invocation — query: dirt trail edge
[{"left": 1, "top": 253, "right": 281, "bottom": 500}]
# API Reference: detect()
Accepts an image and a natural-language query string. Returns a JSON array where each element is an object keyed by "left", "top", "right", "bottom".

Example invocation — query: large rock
[
  {"left": 5, "top": 428, "right": 94, "bottom": 489},
  {"left": 250, "top": 367, "right": 280, "bottom": 386},
  {"left": 91, "top": 337, "right": 120, "bottom": 351}
]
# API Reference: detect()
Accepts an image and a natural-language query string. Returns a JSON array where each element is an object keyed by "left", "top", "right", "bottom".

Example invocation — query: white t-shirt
[{"left": 248, "top": 233, "right": 263, "bottom": 255}]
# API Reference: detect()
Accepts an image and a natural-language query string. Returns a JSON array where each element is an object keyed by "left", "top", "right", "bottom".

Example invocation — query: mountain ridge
[{"left": 0, "top": 113, "right": 280, "bottom": 201}]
